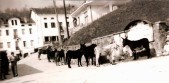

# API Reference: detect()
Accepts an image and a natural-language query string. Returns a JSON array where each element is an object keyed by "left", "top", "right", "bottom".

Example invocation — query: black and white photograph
[{"left": 1, "top": 0, "right": 169, "bottom": 83}]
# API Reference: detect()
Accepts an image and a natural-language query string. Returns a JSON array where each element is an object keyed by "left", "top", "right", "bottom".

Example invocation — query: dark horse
[
  {"left": 55, "top": 49, "right": 66, "bottom": 66},
  {"left": 122, "top": 37, "right": 151, "bottom": 60},
  {"left": 66, "top": 48, "right": 83, "bottom": 68},
  {"left": 80, "top": 44, "right": 97, "bottom": 67}
]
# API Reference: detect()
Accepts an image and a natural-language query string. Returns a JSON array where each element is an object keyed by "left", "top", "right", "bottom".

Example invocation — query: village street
[{"left": 1, "top": 53, "right": 169, "bottom": 83}]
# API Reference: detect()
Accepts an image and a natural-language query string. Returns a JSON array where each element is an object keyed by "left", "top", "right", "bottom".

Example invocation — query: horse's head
[
  {"left": 91, "top": 44, "right": 97, "bottom": 48},
  {"left": 79, "top": 43, "right": 86, "bottom": 52},
  {"left": 121, "top": 36, "right": 128, "bottom": 47}
]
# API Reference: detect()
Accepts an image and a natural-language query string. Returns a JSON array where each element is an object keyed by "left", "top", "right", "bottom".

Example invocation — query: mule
[
  {"left": 66, "top": 48, "right": 83, "bottom": 68},
  {"left": 122, "top": 37, "right": 151, "bottom": 60},
  {"left": 80, "top": 44, "right": 97, "bottom": 67},
  {"left": 55, "top": 49, "right": 66, "bottom": 66},
  {"left": 94, "top": 43, "right": 123, "bottom": 67}
]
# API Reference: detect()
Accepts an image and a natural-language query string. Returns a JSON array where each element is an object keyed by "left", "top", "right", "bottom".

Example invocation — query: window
[
  {"left": 14, "top": 29, "right": 18, "bottom": 38},
  {"left": 51, "top": 17, "right": 54, "bottom": 19},
  {"left": 56, "top": 36, "right": 59, "bottom": 41},
  {"left": 28, "top": 24, "right": 32, "bottom": 26},
  {"left": 23, "top": 41, "right": 26, "bottom": 47},
  {"left": 0, "top": 30, "right": 1, "bottom": 36},
  {"left": 44, "top": 18, "right": 47, "bottom": 20},
  {"left": 15, "top": 20, "right": 17, "bottom": 25},
  {"left": 22, "top": 29, "right": 25, "bottom": 34},
  {"left": 44, "top": 23, "right": 48, "bottom": 28},
  {"left": 31, "top": 40, "right": 33, "bottom": 46},
  {"left": 61, "top": 35, "right": 64, "bottom": 40},
  {"left": 59, "top": 22, "right": 63, "bottom": 31},
  {"left": 51, "top": 36, "right": 56, "bottom": 41},
  {"left": 15, "top": 41, "right": 19, "bottom": 50},
  {"left": 7, "top": 42, "right": 10, "bottom": 48},
  {"left": 44, "top": 37, "right": 49, "bottom": 42},
  {"left": 51, "top": 22, "right": 55, "bottom": 28},
  {"left": 6, "top": 30, "right": 9, "bottom": 36},
  {"left": 29, "top": 28, "right": 32, "bottom": 34},
  {"left": 5, "top": 25, "right": 8, "bottom": 27},
  {"left": 11, "top": 20, "right": 14, "bottom": 25},
  {"left": 85, "top": 15, "right": 88, "bottom": 24},
  {"left": 21, "top": 24, "right": 25, "bottom": 26},
  {"left": 0, "top": 43, "right": 3, "bottom": 48}
]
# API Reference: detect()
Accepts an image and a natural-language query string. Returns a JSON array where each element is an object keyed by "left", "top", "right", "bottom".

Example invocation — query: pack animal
[
  {"left": 122, "top": 37, "right": 151, "bottom": 60},
  {"left": 94, "top": 43, "right": 123, "bottom": 67},
  {"left": 55, "top": 49, "right": 66, "bottom": 66},
  {"left": 80, "top": 44, "right": 97, "bottom": 67},
  {"left": 66, "top": 46, "right": 84, "bottom": 68}
]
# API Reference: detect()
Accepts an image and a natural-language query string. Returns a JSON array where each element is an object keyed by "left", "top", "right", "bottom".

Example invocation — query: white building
[
  {"left": 0, "top": 17, "right": 38, "bottom": 54},
  {"left": 70, "top": 0, "right": 131, "bottom": 35},
  {"left": 30, "top": 8, "right": 73, "bottom": 46}
]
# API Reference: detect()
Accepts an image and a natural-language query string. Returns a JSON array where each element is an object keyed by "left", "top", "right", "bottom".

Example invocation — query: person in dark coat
[{"left": 0, "top": 51, "right": 9, "bottom": 80}]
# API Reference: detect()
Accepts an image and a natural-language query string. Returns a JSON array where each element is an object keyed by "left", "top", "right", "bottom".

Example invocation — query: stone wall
[{"left": 153, "top": 21, "right": 169, "bottom": 56}]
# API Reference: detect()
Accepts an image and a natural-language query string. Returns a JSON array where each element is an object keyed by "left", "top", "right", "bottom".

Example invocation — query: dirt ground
[{"left": 1, "top": 53, "right": 169, "bottom": 83}]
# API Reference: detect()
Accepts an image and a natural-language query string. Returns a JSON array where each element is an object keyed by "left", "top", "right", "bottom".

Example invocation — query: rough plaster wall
[{"left": 153, "top": 22, "right": 167, "bottom": 56}]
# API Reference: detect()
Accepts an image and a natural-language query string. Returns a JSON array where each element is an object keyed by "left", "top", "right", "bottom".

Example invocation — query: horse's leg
[
  {"left": 85, "top": 56, "right": 89, "bottom": 67},
  {"left": 133, "top": 51, "right": 137, "bottom": 60},
  {"left": 96, "top": 54, "right": 100, "bottom": 67},
  {"left": 63, "top": 56, "right": 66, "bottom": 65},
  {"left": 78, "top": 58, "right": 80, "bottom": 67},
  {"left": 91, "top": 57, "right": 94, "bottom": 65},
  {"left": 147, "top": 48, "right": 151, "bottom": 59},
  {"left": 68, "top": 58, "right": 71, "bottom": 68},
  {"left": 47, "top": 53, "right": 51, "bottom": 62},
  {"left": 80, "top": 58, "right": 82, "bottom": 67}
]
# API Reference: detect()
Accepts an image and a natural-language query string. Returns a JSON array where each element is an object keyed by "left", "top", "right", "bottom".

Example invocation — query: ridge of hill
[{"left": 64, "top": 0, "right": 169, "bottom": 45}]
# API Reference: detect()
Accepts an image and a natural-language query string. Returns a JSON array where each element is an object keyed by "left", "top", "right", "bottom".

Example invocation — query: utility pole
[
  {"left": 63, "top": 0, "right": 70, "bottom": 38},
  {"left": 53, "top": 0, "right": 63, "bottom": 46}
]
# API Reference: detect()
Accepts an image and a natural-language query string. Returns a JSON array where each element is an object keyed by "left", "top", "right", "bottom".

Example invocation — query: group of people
[{"left": 1, "top": 51, "right": 19, "bottom": 80}]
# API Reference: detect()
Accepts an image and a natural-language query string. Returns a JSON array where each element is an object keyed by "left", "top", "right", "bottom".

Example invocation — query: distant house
[
  {"left": 0, "top": 17, "right": 37, "bottom": 54},
  {"left": 70, "top": 0, "right": 131, "bottom": 35},
  {"left": 30, "top": 8, "right": 73, "bottom": 46}
]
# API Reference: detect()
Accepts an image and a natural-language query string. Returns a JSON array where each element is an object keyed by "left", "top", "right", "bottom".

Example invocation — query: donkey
[{"left": 122, "top": 37, "right": 151, "bottom": 60}]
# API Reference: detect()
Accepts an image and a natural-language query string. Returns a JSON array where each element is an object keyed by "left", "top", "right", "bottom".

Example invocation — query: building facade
[
  {"left": 30, "top": 8, "right": 73, "bottom": 46},
  {"left": 70, "top": 0, "right": 131, "bottom": 35},
  {"left": 0, "top": 17, "right": 38, "bottom": 53}
]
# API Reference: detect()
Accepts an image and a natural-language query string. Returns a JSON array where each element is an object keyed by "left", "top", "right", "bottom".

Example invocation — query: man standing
[{"left": 9, "top": 52, "right": 18, "bottom": 77}]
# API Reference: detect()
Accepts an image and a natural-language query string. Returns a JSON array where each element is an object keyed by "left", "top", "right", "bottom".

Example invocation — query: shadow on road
[{"left": 3, "top": 64, "right": 43, "bottom": 81}]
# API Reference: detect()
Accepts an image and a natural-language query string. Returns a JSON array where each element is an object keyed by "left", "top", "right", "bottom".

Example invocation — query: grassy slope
[{"left": 64, "top": 0, "right": 169, "bottom": 45}]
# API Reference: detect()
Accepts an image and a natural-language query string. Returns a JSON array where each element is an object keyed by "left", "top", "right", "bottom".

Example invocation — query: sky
[{"left": 0, "top": 0, "right": 84, "bottom": 11}]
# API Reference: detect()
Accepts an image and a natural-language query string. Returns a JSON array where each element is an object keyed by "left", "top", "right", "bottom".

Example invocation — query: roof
[
  {"left": 63, "top": 0, "right": 169, "bottom": 45},
  {"left": 0, "top": 12, "right": 34, "bottom": 25},
  {"left": 31, "top": 7, "right": 70, "bottom": 15}
]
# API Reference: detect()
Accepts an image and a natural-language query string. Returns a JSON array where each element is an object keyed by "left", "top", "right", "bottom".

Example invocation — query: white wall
[
  {"left": 127, "top": 22, "right": 153, "bottom": 41},
  {"left": 0, "top": 18, "right": 38, "bottom": 53}
]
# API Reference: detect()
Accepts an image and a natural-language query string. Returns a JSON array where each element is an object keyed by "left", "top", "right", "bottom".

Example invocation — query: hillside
[{"left": 64, "top": 0, "right": 169, "bottom": 45}]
